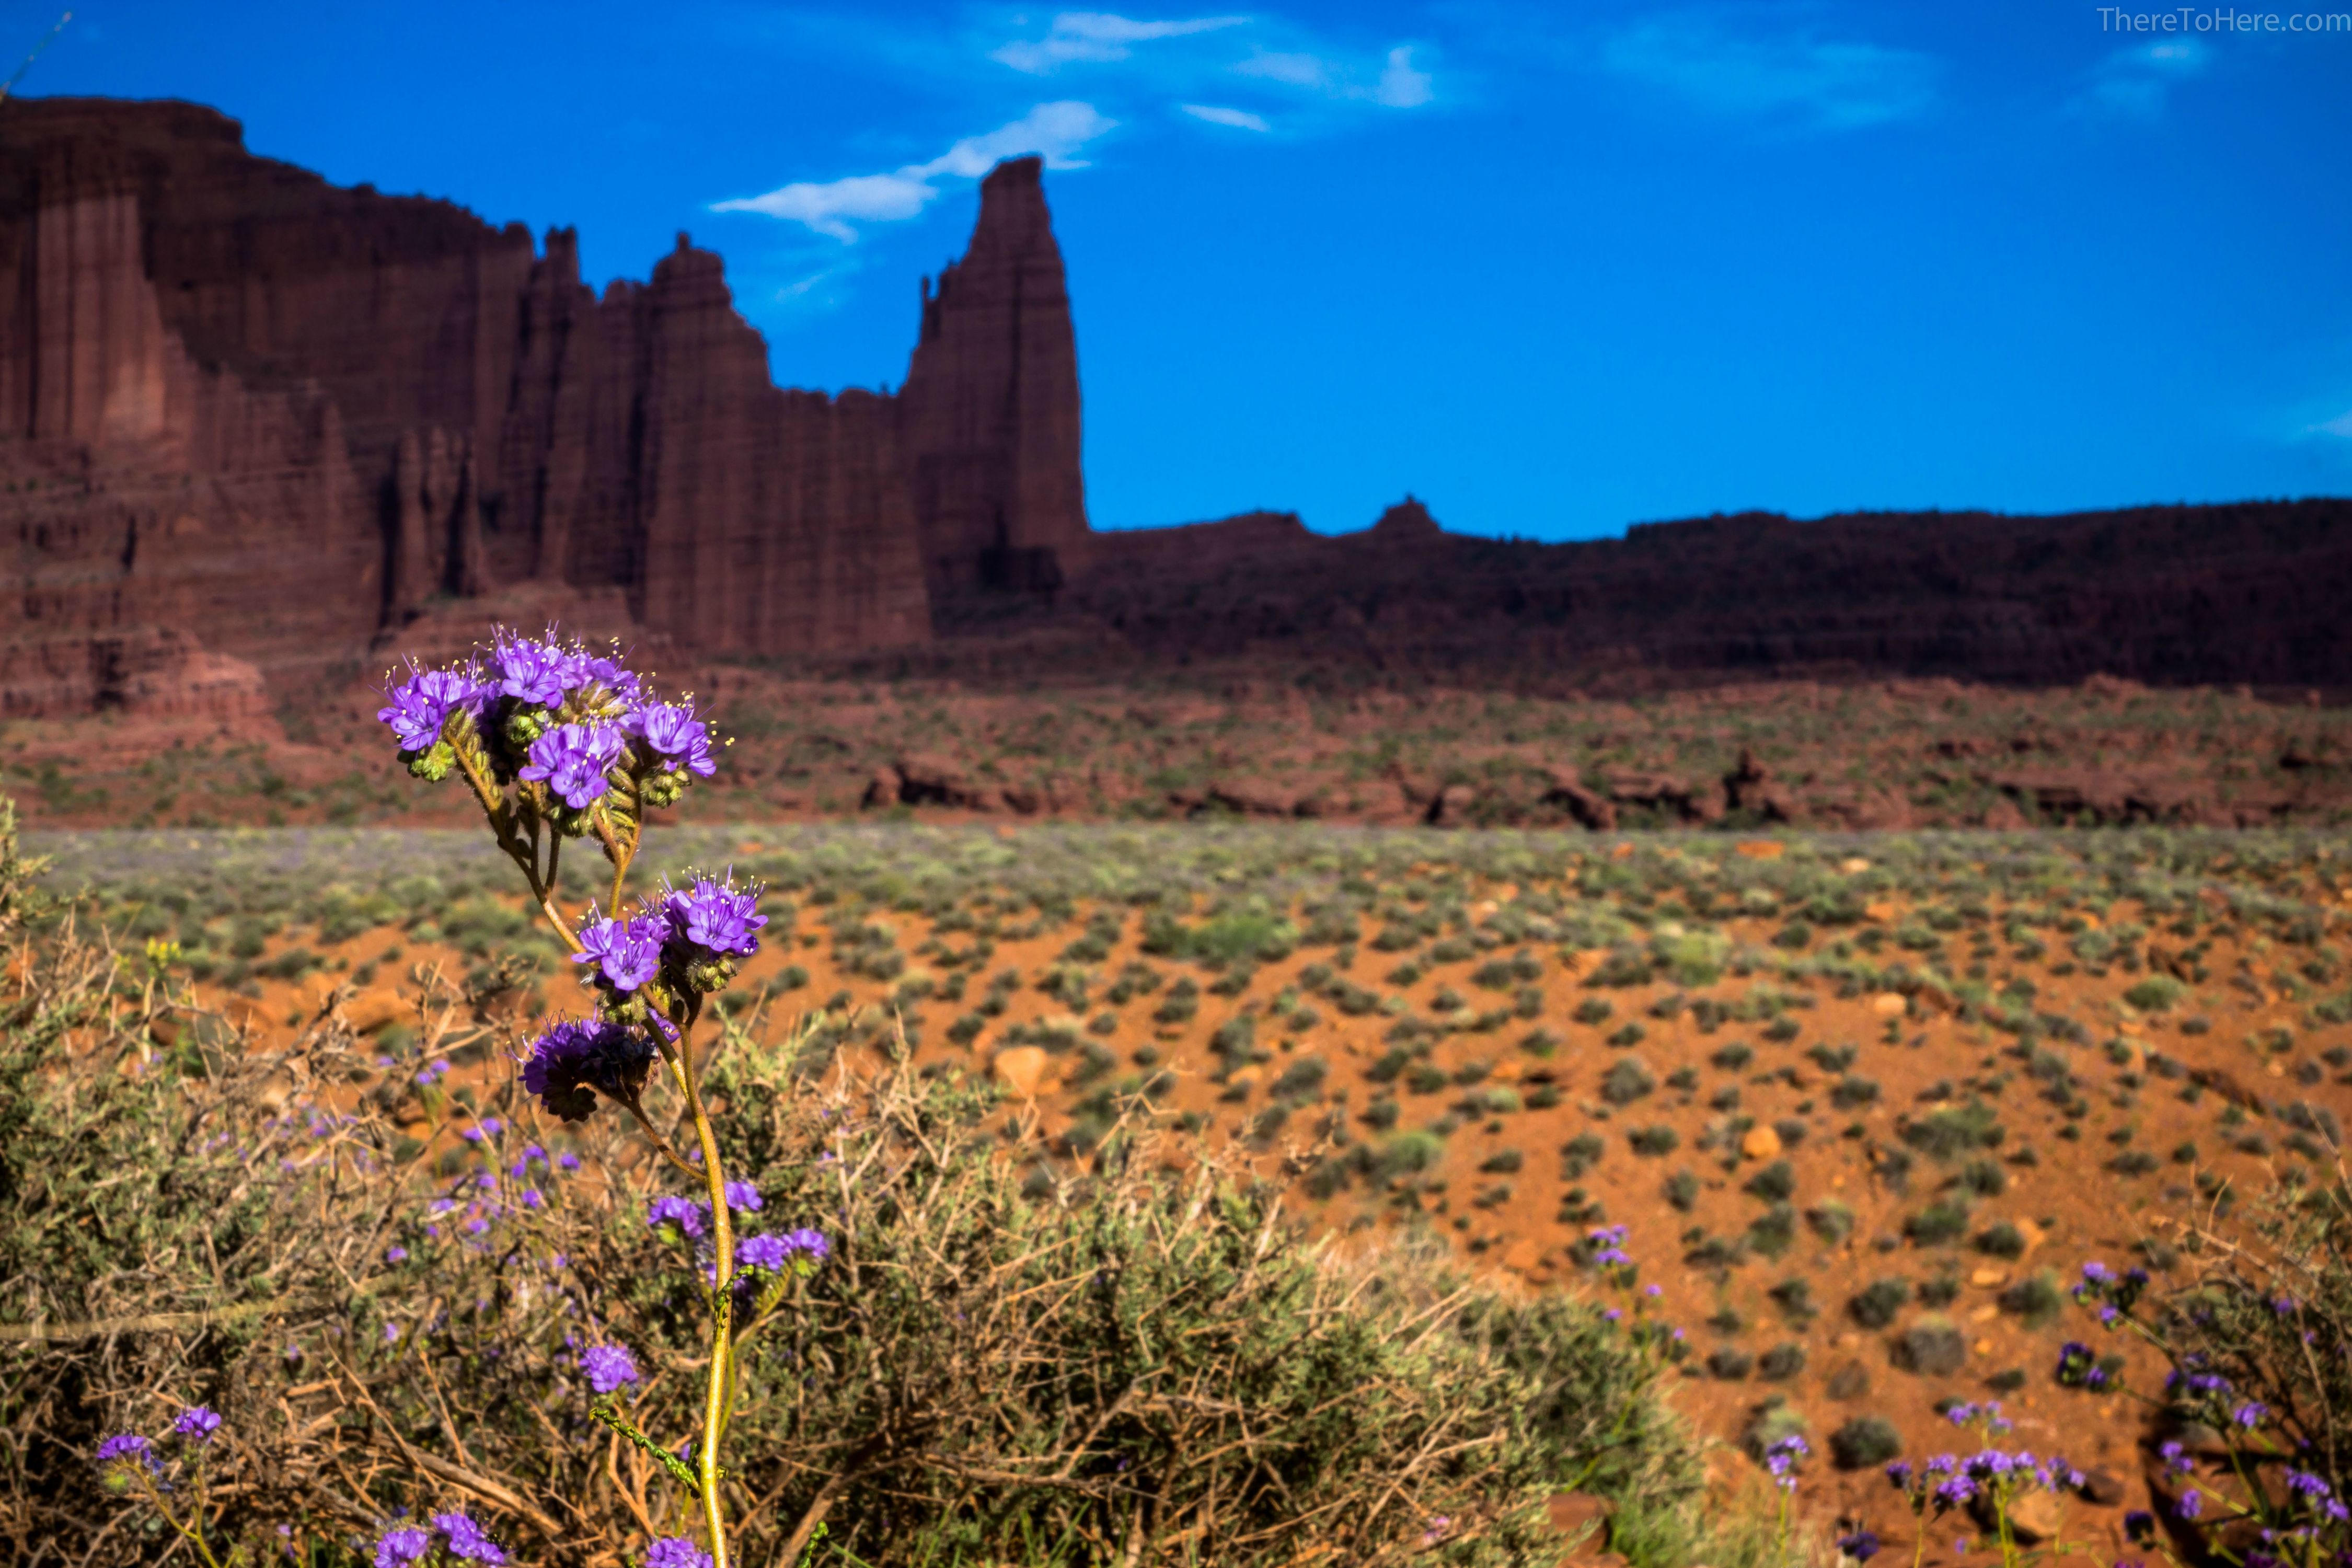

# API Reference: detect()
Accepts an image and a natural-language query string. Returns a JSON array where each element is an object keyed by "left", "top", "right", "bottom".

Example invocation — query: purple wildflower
[
  {"left": 172, "top": 1406, "right": 222, "bottom": 1443},
  {"left": 661, "top": 875, "right": 765, "bottom": 958},
  {"left": 2176, "top": 1490, "right": 2204, "bottom": 1520},
  {"left": 648, "top": 1195, "right": 708, "bottom": 1239},
  {"left": 579, "top": 1344, "right": 640, "bottom": 1395},
  {"left": 724, "top": 1180, "right": 763, "bottom": 1213},
  {"left": 2234, "top": 1402, "right": 2269, "bottom": 1428},
  {"left": 520, "top": 721, "right": 627, "bottom": 809},
  {"left": 386, "top": 1246, "right": 408, "bottom": 1264},
  {"left": 2286, "top": 1470, "right": 2332, "bottom": 1498},
  {"left": 1885, "top": 1460, "right": 1915, "bottom": 1490},
  {"left": 1837, "top": 1529, "right": 1882, "bottom": 1562},
  {"left": 373, "top": 1527, "right": 431, "bottom": 1568},
  {"left": 377, "top": 662, "right": 484, "bottom": 751},
  {"left": 491, "top": 632, "right": 569, "bottom": 708},
  {"left": 433, "top": 1511, "right": 507, "bottom": 1564},
  {"left": 632, "top": 702, "right": 717, "bottom": 777},
  {"left": 522, "top": 1017, "right": 656, "bottom": 1121},
  {"left": 2123, "top": 1509, "right": 2155, "bottom": 1540},
  {"left": 644, "top": 1540, "right": 714, "bottom": 1568},
  {"left": 574, "top": 910, "right": 668, "bottom": 991},
  {"left": 95, "top": 1432, "right": 154, "bottom": 1466},
  {"left": 580, "top": 653, "right": 641, "bottom": 701}
]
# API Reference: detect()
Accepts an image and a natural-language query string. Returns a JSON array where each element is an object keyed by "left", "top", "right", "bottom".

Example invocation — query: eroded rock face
[
  {"left": 897, "top": 157, "right": 1090, "bottom": 599},
  {"left": 0, "top": 97, "right": 1077, "bottom": 712}
]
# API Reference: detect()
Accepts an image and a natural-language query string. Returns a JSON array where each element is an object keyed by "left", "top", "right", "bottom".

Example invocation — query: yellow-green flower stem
[
  {"left": 132, "top": 1467, "right": 226, "bottom": 1568},
  {"left": 675, "top": 1003, "right": 736, "bottom": 1568},
  {"left": 462, "top": 711, "right": 732, "bottom": 1565}
]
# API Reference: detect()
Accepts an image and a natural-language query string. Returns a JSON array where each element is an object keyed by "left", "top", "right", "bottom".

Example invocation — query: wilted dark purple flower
[
  {"left": 644, "top": 1538, "right": 713, "bottom": 1568},
  {"left": 377, "top": 662, "right": 483, "bottom": 751},
  {"left": 648, "top": 1195, "right": 708, "bottom": 1239},
  {"left": 633, "top": 702, "right": 717, "bottom": 777},
  {"left": 373, "top": 1527, "right": 430, "bottom": 1568},
  {"left": 172, "top": 1406, "right": 221, "bottom": 1443},
  {"left": 1837, "top": 1529, "right": 1882, "bottom": 1562},
  {"left": 521, "top": 1018, "right": 655, "bottom": 1121},
  {"left": 579, "top": 1343, "right": 640, "bottom": 1394},
  {"left": 491, "top": 632, "right": 569, "bottom": 708},
  {"left": 433, "top": 1511, "right": 506, "bottom": 1564},
  {"left": 662, "top": 875, "right": 765, "bottom": 958},
  {"left": 521, "top": 722, "right": 627, "bottom": 809},
  {"left": 573, "top": 911, "right": 667, "bottom": 992}
]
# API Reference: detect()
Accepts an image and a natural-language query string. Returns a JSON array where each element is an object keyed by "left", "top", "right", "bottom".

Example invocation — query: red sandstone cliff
[
  {"left": 0, "top": 97, "right": 1058, "bottom": 712},
  {"left": 898, "top": 157, "right": 1091, "bottom": 598}
]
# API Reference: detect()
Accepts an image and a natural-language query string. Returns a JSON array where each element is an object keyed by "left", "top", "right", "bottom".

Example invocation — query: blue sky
[{"left": 22, "top": 1, "right": 2352, "bottom": 537}]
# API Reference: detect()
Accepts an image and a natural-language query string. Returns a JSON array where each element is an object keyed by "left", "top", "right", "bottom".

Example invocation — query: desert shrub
[
  {"left": 1601, "top": 1057, "right": 1656, "bottom": 1105},
  {"left": 1628, "top": 1125, "right": 1680, "bottom": 1158},
  {"left": 1663, "top": 1169, "right": 1700, "bottom": 1211},
  {"left": 1976, "top": 1220, "right": 2028, "bottom": 1259},
  {"left": 1757, "top": 1343, "right": 1807, "bottom": 1381},
  {"left": 1900, "top": 1101, "right": 2004, "bottom": 1162},
  {"left": 1848, "top": 1278, "right": 1912, "bottom": 1330},
  {"left": 1905, "top": 1200, "right": 1972, "bottom": 1247},
  {"left": 1742, "top": 1160, "right": 1796, "bottom": 1202},
  {"left": 1805, "top": 1200, "right": 1854, "bottom": 1244},
  {"left": 2123, "top": 974, "right": 2188, "bottom": 1011},
  {"left": 1828, "top": 1415, "right": 1903, "bottom": 1470},
  {"left": 1890, "top": 1317, "right": 1967, "bottom": 1376},
  {"left": 0, "top": 954, "right": 1704, "bottom": 1568}
]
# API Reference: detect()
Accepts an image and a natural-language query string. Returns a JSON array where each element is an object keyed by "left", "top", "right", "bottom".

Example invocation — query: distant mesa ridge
[{"left": 0, "top": 95, "right": 2347, "bottom": 718}]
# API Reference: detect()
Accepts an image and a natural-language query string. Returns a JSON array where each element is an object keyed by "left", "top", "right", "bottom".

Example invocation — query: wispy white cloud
[
  {"left": 1371, "top": 45, "right": 1432, "bottom": 108},
  {"left": 712, "top": 102, "right": 1116, "bottom": 242},
  {"left": 1180, "top": 102, "right": 1271, "bottom": 131},
  {"left": 993, "top": 11, "right": 1248, "bottom": 74},
  {"left": 1602, "top": 15, "right": 1934, "bottom": 130},
  {"left": 2078, "top": 38, "right": 2209, "bottom": 119},
  {"left": 1232, "top": 42, "right": 1434, "bottom": 106},
  {"left": 2316, "top": 408, "right": 2352, "bottom": 440}
]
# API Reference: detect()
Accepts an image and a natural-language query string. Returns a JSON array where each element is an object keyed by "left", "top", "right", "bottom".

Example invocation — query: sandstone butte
[
  {"left": 0, "top": 96, "right": 1087, "bottom": 717},
  {"left": 4, "top": 94, "right": 2351, "bottom": 722}
]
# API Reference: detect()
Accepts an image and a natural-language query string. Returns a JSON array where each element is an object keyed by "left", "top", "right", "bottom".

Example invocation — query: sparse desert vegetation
[{"left": 11, "top": 795, "right": 2352, "bottom": 1563}]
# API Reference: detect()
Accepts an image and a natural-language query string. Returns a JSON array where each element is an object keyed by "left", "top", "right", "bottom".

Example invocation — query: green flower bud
[
  {"left": 505, "top": 708, "right": 549, "bottom": 747},
  {"left": 407, "top": 740, "right": 456, "bottom": 782},
  {"left": 641, "top": 770, "right": 686, "bottom": 809}
]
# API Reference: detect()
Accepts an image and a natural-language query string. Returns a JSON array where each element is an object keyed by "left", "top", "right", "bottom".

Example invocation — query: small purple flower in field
[
  {"left": 2158, "top": 1440, "right": 2195, "bottom": 1475},
  {"left": 1935, "top": 1476, "right": 1977, "bottom": 1507},
  {"left": 632, "top": 702, "right": 717, "bottom": 778},
  {"left": 648, "top": 1194, "right": 708, "bottom": 1239},
  {"left": 2286, "top": 1470, "right": 2332, "bottom": 1498},
  {"left": 782, "top": 1227, "right": 829, "bottom": 1264},
  {"left": 724, "top": 1180, "right": 763, "bottom": 1213},
  {"left": 1419, "top": 1516, "right": 1452, "bottom": 1547},
  {"left": 96, "top": 1432, "right": 153, "bottom": 1465},
  {"left": 557, "top": 1150, "right": 580, "bottom": 1171},
  {"left": 172, "top": 1406, "right": 222, "bottom": 1443},
  {"left": 2176, "top": 1489, "right": 2204, "bottom": 1520},
  {"left": 1953, "top": 1538, "right": 1970, "bottom": 1556},
  {"left": 580, "top": 652, "right": 641, "bottom": 700},
  {"left": 2232, "top": 1401, "right": 2269, "bottom": 1428},
  {"left": 433, "top": 1511, "right": 507, "bottom": 1564},
  {"left": 1885, "top": 1460, "right": 1913, "bottom": 1490},
  {"left": 520, "top": 721, "right": 627, "bottom": 809},
  {"left": 386, "top": 1246, "right": 408, "bottom": 1264},
  {"left": 644, "top": 1538, "right": 714, "bottom": 1568},
  {"left": 383, "top": 1322, "right": 401, "bottom": 1343},
  {"left": 377, "top": 663, "right": 484, "bottom": 751},
  {"left": 1836, "top": 1529, "right": 1882, "bottom": 1561},
  {"left": 580, "top": 1343, "right": 640, "bottom": 1394},
  {"left": 1602, "top": 1307, "right": 1622, "bottom": 1322},
  {"left": 661, "top": 875, "right": 765, "bottom": 958},
  {"left": 737, "top": 1232, "right": 788, "bottom": 1271},
  {"left": 491, "top": 632, "right": 569, "bottom": 708},
  {"left": 575, "top": 910, "right": 668, "bottom": 991},
  {"left": 373, "top": 1526, "right": 431, "bottom": 1568},
  {"left": 2080, "top": 1262, "right": 2114, "bottom": 1285}
]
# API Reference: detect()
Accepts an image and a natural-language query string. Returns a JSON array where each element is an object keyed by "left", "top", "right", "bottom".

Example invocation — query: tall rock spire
[{"left": 896, "top": 156, "right": 1090, "bottom": 597}]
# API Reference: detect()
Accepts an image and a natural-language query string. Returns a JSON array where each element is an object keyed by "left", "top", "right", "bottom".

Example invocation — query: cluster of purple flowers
[
  {"left": 1585, "top": 1224, "right": 1634, "bottom": 1269},
  {"left": 1761, "top": 1434, "right": 1808, "bottom": 1494},
  {"left": 2073, "top": 1259, "right": 2152, "bottom": 1325},
  {"left": 648, "top": 1194, "right": 711, "bottom": 1240},
  {"left": 376, "top": 627, "right": 716, "bottom": 808},
  {"left": 737, "top": 1228, "right": 830, "bottom": 1274},
  {"left": 644, "top": 1539, "right": 714, "bottom": 1568},
  {"left": 2055, "top": 1339, "right": 2113, "bottom": 1391},
  {"left": 579, "top": 1343, "right": 641, "bottom": 1396},
  {"left": 372, "top": 1511, "right": 506, "bottom": 1566},
  {"left": 568, "top": 877, "right": 766, "bottom": 994},
  {"left": 95, "top": 1404, "right": 224, "bottom": 1479}
]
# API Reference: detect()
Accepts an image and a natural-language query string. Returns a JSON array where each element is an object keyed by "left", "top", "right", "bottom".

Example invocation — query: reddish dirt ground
[{"left": 162, "top": 848, "right": 2352, "bottom": 1564}]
